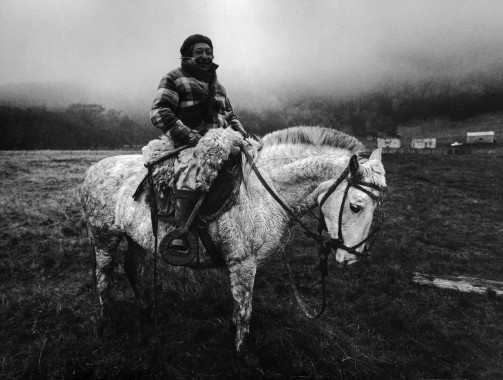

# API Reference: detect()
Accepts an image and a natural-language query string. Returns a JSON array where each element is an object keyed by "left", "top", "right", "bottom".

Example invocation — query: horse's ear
[
  {"left": 369, "top": 148, "right": 382, "bottom": 162},
  {"left": 349, "top": 154, "right": 359, "bottom": 173}
]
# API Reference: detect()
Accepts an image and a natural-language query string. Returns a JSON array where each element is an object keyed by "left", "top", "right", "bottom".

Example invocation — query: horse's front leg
[{"left": 228, "top": 258, "right": 257, "bottom": 353}]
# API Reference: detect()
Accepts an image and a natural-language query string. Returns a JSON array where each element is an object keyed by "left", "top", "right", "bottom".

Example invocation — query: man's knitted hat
[{"left": 180, "top": 34, "right": 213, "bottom": 57}]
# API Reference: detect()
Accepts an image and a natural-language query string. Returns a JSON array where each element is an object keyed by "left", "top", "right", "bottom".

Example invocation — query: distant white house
[
  {"left": 411, "top": 138, "right": 436, "bottom": 149},
  {"left": 466, "top": 131, "right": 495, "bottom": 144},
  {"left": 377, "top": 138, "right": 401, "bottom": 149}
]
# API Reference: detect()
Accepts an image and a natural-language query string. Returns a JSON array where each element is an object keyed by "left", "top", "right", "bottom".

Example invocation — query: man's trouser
[
  {"left": 171, "top": 147, "right": 200, "bottom": 234},
  {"left": 172, "top": 147, "right": 199, "bottom": 191}
]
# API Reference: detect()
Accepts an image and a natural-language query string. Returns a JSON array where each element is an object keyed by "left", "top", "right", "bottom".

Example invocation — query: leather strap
[{"left": 240, "top": 142, "right": 322, "bottom": 243}]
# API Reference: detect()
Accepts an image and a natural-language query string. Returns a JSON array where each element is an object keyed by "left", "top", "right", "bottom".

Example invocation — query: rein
[
  {"left": 240, "top": 144, "right": 323, "bottom": 244},
  {"left": 240, "top": 143, "right": 329, "bottom": 318},
  {"left": 240, "top": 143, "right": 384, "bottom": 319}
]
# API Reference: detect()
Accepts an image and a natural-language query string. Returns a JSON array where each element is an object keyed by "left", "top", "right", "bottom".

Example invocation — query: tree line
[
  {"left": 1, "top": 76, "right": 503, "bottom": 149},
  {"left": 240, "top": 76, "right": 503, "bottom": 138},
  {"left": 0, "top": 103, "right": 158, "bottom": 149}
]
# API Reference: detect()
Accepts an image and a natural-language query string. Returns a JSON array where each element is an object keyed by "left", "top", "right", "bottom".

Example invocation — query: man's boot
[{"left": 169, "top": 190, "right": 200, "bottom": 253}]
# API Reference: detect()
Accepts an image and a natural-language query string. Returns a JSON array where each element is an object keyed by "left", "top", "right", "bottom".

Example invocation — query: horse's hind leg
[
  {"left": 91, "top": 231, "right": 122, "bottom": 335},
  {"left": 124, "top": 236, "right": 151, "bottom": 316},
  {"left": 228, "top": 259, "right": 257, "bottom": 353}
]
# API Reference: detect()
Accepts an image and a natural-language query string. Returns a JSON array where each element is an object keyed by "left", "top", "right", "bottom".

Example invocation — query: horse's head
[{"left": 318, "top": 148, "right": 386, "bottom": 265}]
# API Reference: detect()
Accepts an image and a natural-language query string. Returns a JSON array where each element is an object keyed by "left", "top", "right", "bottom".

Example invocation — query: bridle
[
  {"left": 240, "top": 143, "right": 385, "bottom": 318},
  {"left": 318, "top": 164, "right": 385, "bottom": 259},
  {"left": 242, "top": 144, "right": 385, "bottom": 258}
]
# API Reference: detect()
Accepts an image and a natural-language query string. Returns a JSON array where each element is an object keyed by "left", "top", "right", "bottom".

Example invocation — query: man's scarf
[
  {"left": 181, "top": 59, "right": 218, "bottom": 84},
  {"left": 181, "top": 60, "right": 223, "bottom": 124}
]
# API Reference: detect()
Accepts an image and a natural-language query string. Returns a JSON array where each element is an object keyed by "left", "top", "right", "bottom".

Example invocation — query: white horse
[{"left": 80, "top": 126, "right": 386, "bottom": 352}]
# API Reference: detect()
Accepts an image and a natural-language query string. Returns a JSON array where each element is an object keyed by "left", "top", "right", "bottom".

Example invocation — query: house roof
[{"left": 466, "top": 131, "right": 495, "bottom": 136}]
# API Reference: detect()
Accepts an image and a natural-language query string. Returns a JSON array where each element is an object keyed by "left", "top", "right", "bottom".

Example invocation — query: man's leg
[{"left": 170, "top": 148, "right": 200, "bottom": 252}]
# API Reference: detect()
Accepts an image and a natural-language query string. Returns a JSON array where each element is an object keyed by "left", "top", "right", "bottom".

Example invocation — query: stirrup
[
  {"left": 159, "top": 193, "right": 207, "bottom": 266},
  {"left": 159, "top": 228, "right": 198, "bottom": 266},
  {"left": 169, "top": 238, "right": 189, "bottom": 251}
]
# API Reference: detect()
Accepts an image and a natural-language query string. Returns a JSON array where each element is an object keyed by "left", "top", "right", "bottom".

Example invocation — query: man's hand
[
  {"left": 231, "top": 124, "right": 248, "bottom": 139},
  {"left": 170, "top": 123, "right": 202, "bottom": 146},
  {"left": 186, "top": 130, "right": 202, "bottom": 146}
]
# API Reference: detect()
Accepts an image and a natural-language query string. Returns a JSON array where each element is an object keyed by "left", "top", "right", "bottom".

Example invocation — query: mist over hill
[
  {"left": 1, "top": 70, "right": 503, "bottom": 149},
  {"left": 0, "top": 82, "right": 152, "bottom": 118}
]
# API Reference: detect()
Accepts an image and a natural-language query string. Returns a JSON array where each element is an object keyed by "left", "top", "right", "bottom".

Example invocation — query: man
[{"left": 150, "top": 34, "right": 246, "bottom": 252}]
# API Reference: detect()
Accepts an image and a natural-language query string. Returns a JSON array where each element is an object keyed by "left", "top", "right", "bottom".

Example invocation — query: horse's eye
[{"left": 350, "top": 203, "right": 362, "bottom": 213}]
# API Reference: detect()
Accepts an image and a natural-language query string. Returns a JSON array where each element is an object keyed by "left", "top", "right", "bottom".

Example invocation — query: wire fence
[{"left": 376, "top": 145, "right": 502, "bottom": 156}]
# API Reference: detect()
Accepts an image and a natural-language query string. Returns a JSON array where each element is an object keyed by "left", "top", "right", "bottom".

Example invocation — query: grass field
[{"left": 1, "top": 150, "right": 503, "bottom": 379}]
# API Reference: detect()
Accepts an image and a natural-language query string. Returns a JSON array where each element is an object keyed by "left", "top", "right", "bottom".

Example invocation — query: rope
[
  {"left": 144, "top": 144, "right": 190, "bottom": 168},
  {"left": 240, "top": 143, "right": 322, "bottom": 243},
  {"left": 282, "top": 245, "right": 329, "bottom": 319},
  {"left": 146, "top": 167, "right": 159, "bottom": 350}
]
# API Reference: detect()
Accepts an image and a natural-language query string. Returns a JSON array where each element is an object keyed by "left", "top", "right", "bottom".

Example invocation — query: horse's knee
[
  {"left": 95, "top": 251, "right": 113, "bottom": 267},
  {"left": 94, "top": 238, "right": 118, "bottom": 282}
]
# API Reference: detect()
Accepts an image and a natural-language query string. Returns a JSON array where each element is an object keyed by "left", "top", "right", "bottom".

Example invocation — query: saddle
[
  {"left": 133, "top": 129, "right": 252, "bottom": 267},
  {"left": 134, "top": 151, "right": 241, "bottom": 220}
]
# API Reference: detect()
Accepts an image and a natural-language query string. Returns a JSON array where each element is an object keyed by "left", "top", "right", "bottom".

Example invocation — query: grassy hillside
[
  {"left": 1, "top": 150, "right": 502, "bottom": 379},
  {"left": 397, "top": 112, "right": 503, "bottom": 146}
]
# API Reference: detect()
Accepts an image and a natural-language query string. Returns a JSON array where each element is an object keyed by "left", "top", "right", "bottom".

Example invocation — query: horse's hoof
[
  {"left": 244, "top": 353, "right": 259, "bottom": 367},
  {"left": 94, "top": 325, "right": 103, "bottom": 339},
  {"left": 228, "top": 320, "right": 236, "bottom": 334},
  {"left": 235, "top": 338, "right": 249, "bottom": 356},
  {"left": 92, "top": 317, "right": 105, "bottom": 339},
  {"left": 140, "top": 305, "right": 153, "bottom": 319}
]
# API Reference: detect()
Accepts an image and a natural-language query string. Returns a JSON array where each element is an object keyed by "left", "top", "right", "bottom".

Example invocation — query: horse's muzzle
[{"left": 334, "top": 249, "right": 358, "bottom": 265}]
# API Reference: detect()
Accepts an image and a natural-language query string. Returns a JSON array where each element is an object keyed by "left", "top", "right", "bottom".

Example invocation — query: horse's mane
[
  {"left": 259, "top": 126, "right": 386, "bottom": 189},
  {"left": 261, "top": 126, "right": 364, "bottom": 154}
]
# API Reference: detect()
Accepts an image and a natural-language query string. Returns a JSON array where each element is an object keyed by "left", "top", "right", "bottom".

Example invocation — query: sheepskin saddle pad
[{"left": 137, "top": 127, "right": 245, "bottom": 217}]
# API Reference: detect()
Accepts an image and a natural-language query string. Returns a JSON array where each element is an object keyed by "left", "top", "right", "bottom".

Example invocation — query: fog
[{"left": 1, "top": 0, "right": 503, "bottom": 113}]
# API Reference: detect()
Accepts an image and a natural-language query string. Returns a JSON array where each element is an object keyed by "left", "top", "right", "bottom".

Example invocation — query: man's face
[{"left": 191, "top": 42, "right": 213, "bottom": 72}]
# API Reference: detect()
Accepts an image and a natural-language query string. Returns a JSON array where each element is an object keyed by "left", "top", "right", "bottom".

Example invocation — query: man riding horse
[{"left": 150, "top": 34, "right": 247, "bottom": 254}]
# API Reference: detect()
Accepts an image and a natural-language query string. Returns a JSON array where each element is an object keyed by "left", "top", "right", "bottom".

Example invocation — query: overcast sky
[{"left": 1, "top": 0, "right": 503, "bottom": 111}]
